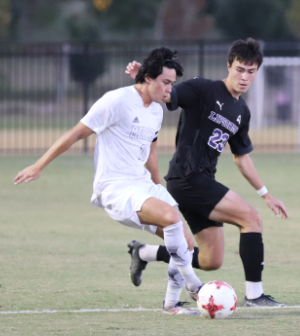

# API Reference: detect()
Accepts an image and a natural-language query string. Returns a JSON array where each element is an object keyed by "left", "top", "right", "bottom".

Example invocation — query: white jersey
[{"left": 80, "top": 85, "right": 163, "bottom": 197}]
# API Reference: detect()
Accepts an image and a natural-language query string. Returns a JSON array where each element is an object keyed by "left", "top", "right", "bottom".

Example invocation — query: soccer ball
[{"left": 197, "top": 281, "right": 237, "bottom": 319}]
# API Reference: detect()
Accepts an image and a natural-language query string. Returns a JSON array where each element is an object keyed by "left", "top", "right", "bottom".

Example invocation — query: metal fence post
[
  {"left": 198, "top": 39, "right": 204, "bottom": 77},
  {"left": 83, "top": 41, "right": 89, "bottom": 154}
]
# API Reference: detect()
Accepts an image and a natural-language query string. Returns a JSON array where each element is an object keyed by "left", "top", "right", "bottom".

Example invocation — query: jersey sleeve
[
  {"left": 152, "top": 133, "right": 158, "bottom": 142},
  {"left": 228, "top": 107, "right": 253, "bottom": 155},
  {"left": 152, "top": 120, "right": 161, "bottom": 142},
  {"left": 152, "top": 105, "right": 163, "bottom": 142},
  {"left": 80, "top": 91, "right": 121, "bottom": 134},
  {"left": 166, "top": 77, "right": 207, "bottom": 111}
]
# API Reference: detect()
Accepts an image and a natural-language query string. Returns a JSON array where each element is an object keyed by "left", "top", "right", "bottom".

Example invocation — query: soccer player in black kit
[{"left": 126, "top": 38, "right": 288, "bottom": 308}]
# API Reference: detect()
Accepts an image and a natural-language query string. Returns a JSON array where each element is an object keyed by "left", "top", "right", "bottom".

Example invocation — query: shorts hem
[{"left": 206, "top": 188, "right": 230, "bottom": 218}]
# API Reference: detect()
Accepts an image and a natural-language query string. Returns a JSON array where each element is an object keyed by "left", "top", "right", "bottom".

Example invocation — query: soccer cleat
[
  {"left": 163, "top": 301, "right": 200, "bottom": 315},
  {"left": 187, "top": 285, "right": 203, "bottom": 301},
  {"left": 243, "top": 294, "right": 286, "bottom": 307},
  {"left": 127, "top": 240, "right": 148, "bottom": 286}
]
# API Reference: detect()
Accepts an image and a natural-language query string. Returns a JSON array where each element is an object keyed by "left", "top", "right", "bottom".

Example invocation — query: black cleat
[
  {"left": 243, "top": 294, "right": 286, "bottom": 307},
  {"left": 127, "top": 240, "right": 148, "bottom": 286}
]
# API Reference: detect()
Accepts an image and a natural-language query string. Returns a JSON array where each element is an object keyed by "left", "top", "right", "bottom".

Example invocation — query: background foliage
[{"left": 1, "top": 0, "right": 300, "bottom": 42}]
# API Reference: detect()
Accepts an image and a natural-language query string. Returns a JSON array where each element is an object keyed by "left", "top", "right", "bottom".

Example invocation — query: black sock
[
  {"left": 239, "top": 232, "right": 264, "bottom": 282},
  {"left": 157, "top": 245, "right": 170, "bottom": 263},
  {"left": 191, "top": 246, "right": 200, "bottom": 269},
  {"left": 156, "top": 245, "right": 201, "bottom": 269}
]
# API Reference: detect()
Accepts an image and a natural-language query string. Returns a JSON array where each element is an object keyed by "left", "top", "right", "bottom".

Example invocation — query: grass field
[{"left": 0, "top": 153, "right": 300, "bottom": 335}]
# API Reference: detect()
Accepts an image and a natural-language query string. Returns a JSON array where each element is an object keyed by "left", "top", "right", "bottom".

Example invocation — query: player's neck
[
  {"left": 134, "top": 84, "right": 153, "bottom": 108},
  {"left": 222, "top": 78, "right": 242, "bottom": 100}
]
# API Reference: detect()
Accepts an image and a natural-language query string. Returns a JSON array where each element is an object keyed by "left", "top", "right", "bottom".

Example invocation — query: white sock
[
  {"left": 164, "top": 257, "right": 185, "bottom": 310},
  {"left": 164, "top": 285, "right": 182, "bottom": 310},
  {"left": 138, "top": 245, "right": 159, "bottom": 262},
  {"left": 163, "top": 221, "right": 201, "bottom": 292},
  {"left": 246, "top": 281, "right": 264, "bottom": 299}
]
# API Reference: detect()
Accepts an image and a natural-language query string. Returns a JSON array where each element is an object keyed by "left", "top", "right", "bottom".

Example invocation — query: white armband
[{"left": 256, "top": 186, "right": 268, "bottom": 196}]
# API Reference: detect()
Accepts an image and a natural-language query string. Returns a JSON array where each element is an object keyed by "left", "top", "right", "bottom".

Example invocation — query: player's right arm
[{"left": 14, "top": 122, "right": 93, "bottom": 185}]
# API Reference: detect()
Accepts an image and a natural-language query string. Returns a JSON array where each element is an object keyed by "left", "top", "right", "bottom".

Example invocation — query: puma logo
[{"left": 216, "top": 101, "right": 224, "bottom": 110}]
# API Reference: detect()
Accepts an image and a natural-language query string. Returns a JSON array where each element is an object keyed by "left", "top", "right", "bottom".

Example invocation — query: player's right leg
[
  {"left": 127, "top": 222, "right": 197, "bottom": 287},
  {"left": 162, "top": 252, "right": 199, "bottom": 315},
  {"left": 137, "top": 197, "right": 202, "bottom": 294},
  {"left": 193, "top": 226, "right": 224, "bottom": 271},
  {"left": 99, "top": 182, "right": 201, "bottom": 311}
]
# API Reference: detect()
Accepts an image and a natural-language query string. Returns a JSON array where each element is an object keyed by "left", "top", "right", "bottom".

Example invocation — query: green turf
[{"left": 0, "top": 153, "right": 300, "bottom": 335}]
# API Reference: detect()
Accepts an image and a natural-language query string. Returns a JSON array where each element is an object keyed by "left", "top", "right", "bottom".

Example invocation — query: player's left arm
[
  {"left": 145, "top": 141, "right": 162, "bottom": 184},
  {"left": 233, "top": 153, "right": 288, "bottom": 219}
]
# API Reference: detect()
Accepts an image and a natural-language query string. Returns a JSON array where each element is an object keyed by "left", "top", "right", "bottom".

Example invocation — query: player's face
[
  {"left": 227, "top": 60, "right": 258, "bottom": 97},
  {"left": 146, "top": 67, "right": 177, "bottom": 103}
]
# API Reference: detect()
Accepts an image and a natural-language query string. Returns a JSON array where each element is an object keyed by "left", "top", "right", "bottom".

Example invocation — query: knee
[
  {"left": 185, "top": 234, "right": 195, "bottom": 251},
  {"left": 199, "top": 256, "right": 223, "bottom": 271},
  {"left": 254, "top": 211, "right": 262, "bottom": 228},
  {"left": 161, "top": 207, "right": 180, "bottom": 226},
  {"left": 243, "top": 210, "right": 262, "bottom": 232}
]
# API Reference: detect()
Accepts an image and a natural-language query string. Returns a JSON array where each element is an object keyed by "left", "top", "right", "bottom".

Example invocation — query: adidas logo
[{"left": 133, "top": 117, "right": 140, "bottom": 123}]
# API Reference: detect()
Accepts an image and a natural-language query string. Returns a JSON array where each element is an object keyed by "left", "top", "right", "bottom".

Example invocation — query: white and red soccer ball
[{"left": 197, "top": 281, "right": 237, "bottom": 319}]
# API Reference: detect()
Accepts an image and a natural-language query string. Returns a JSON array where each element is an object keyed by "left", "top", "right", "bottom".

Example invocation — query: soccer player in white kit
[{"left": 14, "top": 48, "right": 202, "bottom": 315}]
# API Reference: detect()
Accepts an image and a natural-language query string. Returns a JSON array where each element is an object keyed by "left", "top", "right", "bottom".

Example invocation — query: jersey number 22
[{"left": 208, "top": 129, "right": 229, "bottom": 152}]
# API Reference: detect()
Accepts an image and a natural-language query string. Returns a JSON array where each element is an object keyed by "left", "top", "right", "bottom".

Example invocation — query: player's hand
[
  {"left": 262, "top": 194, "right": 288, "bottom": 219},
  {"left": 162, "top": 93, "right": 171, "bottom": 103},
  {"left": 125, "top": 61, "right": 141, "bottom": 80},
  {"left": 14, "top": 164, "right": 42, "bottom": 185}
]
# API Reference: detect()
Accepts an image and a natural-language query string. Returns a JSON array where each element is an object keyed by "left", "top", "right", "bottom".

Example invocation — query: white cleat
[
  {"left": 187, "top": 285, "right": 203, "bottom": 301},
  {"left": 163, "top": 301, "right": 199, "bottom": 315}
]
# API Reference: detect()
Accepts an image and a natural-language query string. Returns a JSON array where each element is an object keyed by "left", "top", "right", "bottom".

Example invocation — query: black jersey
[{"left": 165, "top": 77, "right": 253, "bottom": 179}]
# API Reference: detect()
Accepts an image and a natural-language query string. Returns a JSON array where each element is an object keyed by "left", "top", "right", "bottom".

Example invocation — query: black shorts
[{"left": 166, "top": 173, "right": 229, "bottom": 235}]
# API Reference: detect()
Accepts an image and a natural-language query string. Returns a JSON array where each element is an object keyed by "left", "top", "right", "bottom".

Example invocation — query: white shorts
[{"left": 90, "top": 182, "right": 177, "bottom": 235}]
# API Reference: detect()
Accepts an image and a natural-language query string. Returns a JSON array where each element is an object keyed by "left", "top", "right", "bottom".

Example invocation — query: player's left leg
[
  {"left": 128, "top": 240, "right": 200, "bottom": 269},
  {"left": 127, "top": 227, "right": 165, "bottom": 287},
  {"left": 209, "top": 190, "right": 285, "bottom": 307},
  {"left": 127, "top": 218, "right": 223, "bottom": 281}
]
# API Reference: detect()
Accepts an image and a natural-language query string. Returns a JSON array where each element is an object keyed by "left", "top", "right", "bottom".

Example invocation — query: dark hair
[
  {"left": 228, "top": 38, "right": 263, "bottom": 69},
  {"left": 135, "top": 47, "right": 183, "bottom": 84}
]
